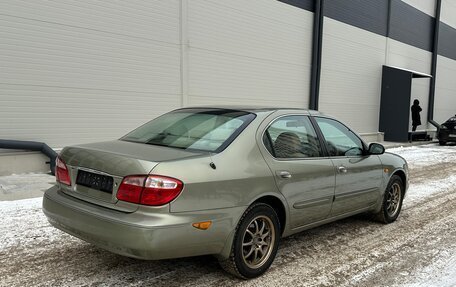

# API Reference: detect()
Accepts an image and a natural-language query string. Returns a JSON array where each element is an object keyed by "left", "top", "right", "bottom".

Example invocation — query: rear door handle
[
  {"left": 277, "top": 171, "right": 292, "bottom": 179},
  {"left": 338, "top": 166, "right": 347, "bottom": 173}
]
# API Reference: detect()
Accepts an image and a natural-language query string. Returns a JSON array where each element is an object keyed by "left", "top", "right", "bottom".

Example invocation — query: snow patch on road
[
  {"left": 0, "top": 196, "right": 42, "bottom": 210},
  {"left": 404, "top": 249, "right": 456, "bottom": 287},
  {"left": 388, "top": 144, "right": 456, "bottom": 169},
  {"left": 405, "top": 174, "right": 456, "bottom": 205}
]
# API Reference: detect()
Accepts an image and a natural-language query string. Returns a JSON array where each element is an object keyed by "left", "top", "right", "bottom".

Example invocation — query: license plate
[{"left": 76, "top": 170, "right": 113, "bottom": 193}]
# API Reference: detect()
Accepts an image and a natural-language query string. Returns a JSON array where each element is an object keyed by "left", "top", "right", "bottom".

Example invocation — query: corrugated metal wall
[
  {"left": 0, "top": 0, "right": 314, "bottom": 148},
  {"left": 0, "top": 0, "right": 455, "bottom": 150},
  {"left": 319, "top": 17, "right": 386, "bottom": 133},
  {"left": 187, "top": 0, "right": 313, "bottom": 108},
  {"left": 401, "top": 0, "right": 436, "bottom": 16},
  {"left": 319, "top": 0, "right": 437, "bottom": 134},
  {"left": 435, "top": 0, "right": 456, "bottom": 123},
  {"left": 386, "top": 39, "right": 432, "bottom": 130},
  {"left": 0, "top": 0, "right": 182, "bottom": 147}
]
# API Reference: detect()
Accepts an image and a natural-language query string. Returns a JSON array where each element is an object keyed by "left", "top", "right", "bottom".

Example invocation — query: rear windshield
[{"left": 121, "top": 109, "right": 256, "bottom": 152}]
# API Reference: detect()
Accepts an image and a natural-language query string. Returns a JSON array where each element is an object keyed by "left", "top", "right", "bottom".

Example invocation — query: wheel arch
[
  {"left": 391, "top": 169, "right": 407, "bottom": 195},
  {"left": 251, "top": 195, "right": 287, "bottom": 236}
]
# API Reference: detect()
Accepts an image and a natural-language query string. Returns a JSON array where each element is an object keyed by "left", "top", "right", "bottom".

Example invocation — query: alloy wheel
[
  {"left": 386, "top": 182, "right": 402, "bottom": 217},
  {"left": 241, "top": 215, "right": 276, "bottom": 269}
]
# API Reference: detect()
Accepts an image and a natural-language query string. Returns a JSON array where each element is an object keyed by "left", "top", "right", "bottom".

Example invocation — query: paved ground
[{"left": 0, "top": 143, "right": 455, "bottom": 286}]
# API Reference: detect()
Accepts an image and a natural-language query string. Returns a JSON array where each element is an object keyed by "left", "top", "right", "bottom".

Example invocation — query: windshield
[{"left": 121, "top": 109, "right": 256, "bottom": 152}]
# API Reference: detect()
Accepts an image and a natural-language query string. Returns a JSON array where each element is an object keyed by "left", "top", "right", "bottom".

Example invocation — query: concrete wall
[{"left": 0, "top": 151, "right": 49, "bottom": 175}]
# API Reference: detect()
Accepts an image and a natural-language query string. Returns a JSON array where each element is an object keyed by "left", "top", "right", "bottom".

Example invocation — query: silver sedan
[{"left": 43, "top": 107, "right": 408, "bottom": 278}]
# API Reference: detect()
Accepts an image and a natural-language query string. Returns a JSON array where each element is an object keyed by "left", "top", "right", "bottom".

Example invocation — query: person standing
[{"left": 411, "top": 99, "right": 422, "bottom": 132}]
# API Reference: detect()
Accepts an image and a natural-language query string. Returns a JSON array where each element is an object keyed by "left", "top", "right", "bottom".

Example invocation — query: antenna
[{"left": 209, "top": 152, "right": 216, "bottom": 170}]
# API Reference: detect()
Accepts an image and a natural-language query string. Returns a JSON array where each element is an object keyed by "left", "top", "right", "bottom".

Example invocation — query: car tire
[
  {"left": 439, "top": 140, "right": 446, "bottom": 146},
  {"left": 375, "top": 175, "right": 404, "bottom": 224},
  {"left": 218, "top": 203, "right": 281, "bottom": 279}
]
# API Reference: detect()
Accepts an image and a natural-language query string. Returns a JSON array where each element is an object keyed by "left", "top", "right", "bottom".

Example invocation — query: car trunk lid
[{"left": 59, "top": 140, "right": 201, "bottom": 212}]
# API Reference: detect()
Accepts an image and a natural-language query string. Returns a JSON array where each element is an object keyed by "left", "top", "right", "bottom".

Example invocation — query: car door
[
  {"left": 258, "top": 112, "right": 336, "bottom": 228},
  {"left": 313, "top": 116, "right": 383, "bottom": 216}
]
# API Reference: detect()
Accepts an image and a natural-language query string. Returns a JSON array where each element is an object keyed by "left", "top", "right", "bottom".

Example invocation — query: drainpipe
[
  {"left": 0, "top": 139, "right": 57, "bottom": 175},
  {"left": 309, "top": 0, "right": 324, "bottom": 110},
  {"left": 428, "top": 0, "right": 442, "bottom": 129}
]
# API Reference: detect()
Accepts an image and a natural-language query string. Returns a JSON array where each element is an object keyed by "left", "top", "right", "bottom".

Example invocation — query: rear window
[{"left": 121, "top": 109, "right": 256, "bottom": 152}]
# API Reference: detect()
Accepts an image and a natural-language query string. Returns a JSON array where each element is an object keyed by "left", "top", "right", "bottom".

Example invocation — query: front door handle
[
  {"left": 338, "top": 166, "right": 347, "bottom": 173},
  {"left": 277, "top": 171, "right": 292, "bottom": 179}
]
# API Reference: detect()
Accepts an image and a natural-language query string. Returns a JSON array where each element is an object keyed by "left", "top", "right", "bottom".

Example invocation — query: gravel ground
[{"left": 0, "top": 143, "right": 455, "bottom": 287}]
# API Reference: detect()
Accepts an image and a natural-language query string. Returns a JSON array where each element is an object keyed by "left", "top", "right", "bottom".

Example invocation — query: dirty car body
[{"left": 43, "top": 107, "right": 408, "bottom": 278}]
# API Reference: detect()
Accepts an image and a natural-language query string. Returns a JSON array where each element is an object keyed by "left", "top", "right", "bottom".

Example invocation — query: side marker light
[{"left": 192, "top": 221, "right": 212, "bottom": 230}]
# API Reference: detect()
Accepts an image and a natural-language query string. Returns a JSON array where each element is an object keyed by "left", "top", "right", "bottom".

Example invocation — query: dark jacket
[{"left": 411, "top": 104, "right": 422, "bottom": 126}]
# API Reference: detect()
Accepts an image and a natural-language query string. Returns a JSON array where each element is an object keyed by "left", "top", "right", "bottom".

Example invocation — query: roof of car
[{"left": 179, "top": 105, "right": 324, "bottom": 115}]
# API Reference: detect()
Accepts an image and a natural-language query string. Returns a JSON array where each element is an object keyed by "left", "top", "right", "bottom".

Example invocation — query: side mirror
[{"left": 368, "top": 143, "right": 385, "bottom": 155}]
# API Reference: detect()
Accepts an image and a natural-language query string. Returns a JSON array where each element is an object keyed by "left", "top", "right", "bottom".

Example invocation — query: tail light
[
  {"left": 116, "top": 175, "right": 184, "bottom": 206},
  {"left": 56, "top": 156, "right": 71, "bottom": 186}
]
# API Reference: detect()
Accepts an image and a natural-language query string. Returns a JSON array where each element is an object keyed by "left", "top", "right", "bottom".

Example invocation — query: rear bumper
[{"left": 43, "top": 185, "right": 244, "bottom": 260}]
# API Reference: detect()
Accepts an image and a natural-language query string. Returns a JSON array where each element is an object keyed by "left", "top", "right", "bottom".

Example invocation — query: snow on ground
[
  {"left": 0, "top": 197, "right": 48, "bottom": 250},
  {"left": 389, "top": 144, "right": 456, "bottom": 204},
  {"left": 0, "top": 143, "right": 455, "bottom": 286},
  {"left": 0, "top": 173, "right": 54, "bottom": 200},
  {"left": 404, "top": 174, "right": 456, "bottom": 204},
  {"left": 402, "top": 250, "right": 456, "bottom": 287},
  {"left": 389, "top": 144, "right": 454, "bottom": 168}
]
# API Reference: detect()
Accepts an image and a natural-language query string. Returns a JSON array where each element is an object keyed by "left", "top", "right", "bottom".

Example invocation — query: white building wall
[
  {"left": 434, "top": 0, "right": 456, "bottom": 124},
  {"left": 0, "top": 0, "right": 454, "bottom": 152},
  {"left": 401, "top": 0, "right": 435, "bottom": 16},
  {"left": 435, "top": 55, "right": 456, "bottom": 123},
  {"left": 187, "top": 0, "right": 313, "bottom": 108},
  {"left": 440, "top": 0, "right": 456, "bottom": 28},
  {"left": 319, "top": 18, "right": 387, "bottom": 134},
  {"left": 386, "top": 39, "right": 432, "bottom": 131},
  {"left": 0, "top": 0, "right": 182, "bottom": 148},
  {"left": 0, "top": 0, "right": 314, "bottom": 149}
]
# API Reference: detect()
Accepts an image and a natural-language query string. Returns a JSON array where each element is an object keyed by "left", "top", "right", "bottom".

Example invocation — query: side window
[
  {"left": 315, "top": 117, "right": 364, "bottom": 156},
  {"left": 263, "top": 115, "right": 322, "bottom": 158}
]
